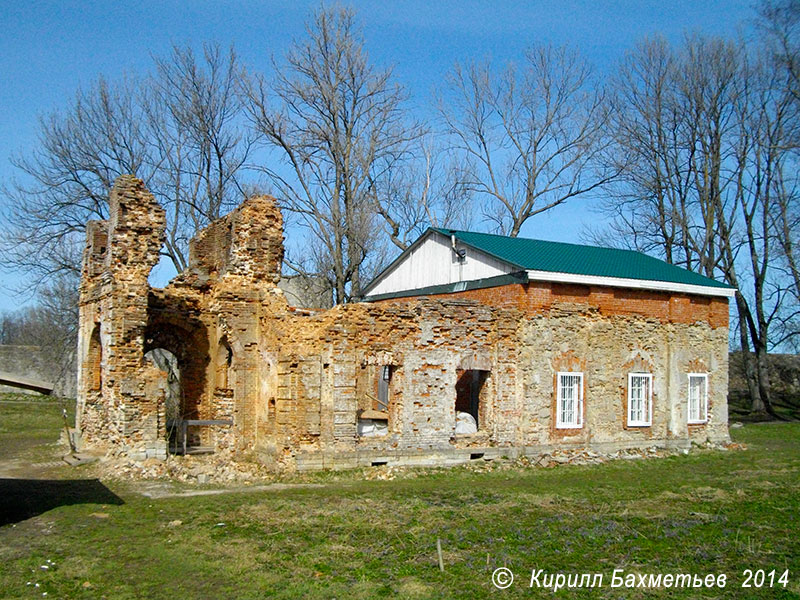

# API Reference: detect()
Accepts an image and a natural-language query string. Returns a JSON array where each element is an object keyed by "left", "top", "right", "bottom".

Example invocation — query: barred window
[
  {"left": 556, "top": 372, "right": 583, "bottom": 429},
  {"left": 688, "top": 374, "right": 708, "bottom": 424},
  {"left": 627, "top": 373, "right": 652, "bottom": 426}
]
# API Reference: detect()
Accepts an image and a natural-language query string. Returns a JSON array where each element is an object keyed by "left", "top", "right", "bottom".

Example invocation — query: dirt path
[
  {"left": 135, "top": 480, "right": 326, "bottom": 498},
  {"left": 0, "top": 455, "right": 70, "bottom": 478}
]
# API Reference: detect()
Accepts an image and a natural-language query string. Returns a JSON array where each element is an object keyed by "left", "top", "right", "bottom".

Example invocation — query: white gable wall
[{"left": 367, "top": 232, "right": 515, "bottom": 296}]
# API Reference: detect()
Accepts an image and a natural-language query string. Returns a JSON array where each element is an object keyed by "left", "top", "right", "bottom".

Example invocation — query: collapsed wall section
[
  {"left": 186, "top": 196, "right": 284, "bottom": 283},
  {"left": 77, "top": 176, "right": 288, "bottom": 459},
  {"left": 254, "top": 298, "right": 523, "bottom": 470},
  {"left": 185, "top": 196, "right": 286, "bottom": 452}
]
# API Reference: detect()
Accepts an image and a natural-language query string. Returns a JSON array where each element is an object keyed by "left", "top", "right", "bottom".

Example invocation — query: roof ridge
[
  {"left": 433, "top": 227, "right": 646, "bottom": 256},
  {"left": 432, "top": 227, "right": 732, "bottom": 290}
]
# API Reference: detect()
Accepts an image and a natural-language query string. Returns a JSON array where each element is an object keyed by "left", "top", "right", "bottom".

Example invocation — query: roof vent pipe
[{"left": 451, "top": 234, "right": 466, "bottom": 260}]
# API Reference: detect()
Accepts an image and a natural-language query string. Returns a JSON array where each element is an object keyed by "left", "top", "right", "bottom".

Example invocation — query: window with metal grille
[
  {"left": 627, "top": 373, "right": 652, "bottom": 426},
  {"left": 556, "top": 372, "right": 583, "bottom": 429},
  {"left": 688, "top": 373, "right": 708, "bottom": 423}
]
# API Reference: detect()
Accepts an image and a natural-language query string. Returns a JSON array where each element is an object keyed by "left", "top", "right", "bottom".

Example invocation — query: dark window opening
[
  {"left": 357, "top": 364, "right": 394, "bottom": 438},
  {"left": 375, "top": 365, "right": 392, "bottom": 412},
  {"left": 455, "top": 369, "right": 489, "bottom": 434}
]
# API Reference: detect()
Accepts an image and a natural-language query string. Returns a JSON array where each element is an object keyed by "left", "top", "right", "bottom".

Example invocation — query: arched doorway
[
  {"left": 144, "top": 347, "right": 181, "bottom": 446},
  {"left": 144, "top": 320, "right": 209, "bottom": 452}
]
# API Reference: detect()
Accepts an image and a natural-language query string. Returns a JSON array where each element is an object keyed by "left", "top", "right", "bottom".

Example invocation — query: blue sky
[{"left": 0, "top": 0, "right": 756, "bottom": 310}]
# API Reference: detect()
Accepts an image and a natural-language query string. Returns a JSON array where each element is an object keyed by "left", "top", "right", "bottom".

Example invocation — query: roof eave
[
  {"left": 525, "top": 269, "right": 736, "bottom": 298},
  {"left": 363, "top": 271, "right": 529, "bottom": 302}
]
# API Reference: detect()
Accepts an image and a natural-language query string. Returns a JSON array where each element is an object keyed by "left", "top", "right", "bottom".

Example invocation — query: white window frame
[
  {"left": 556, "top": 372, "right": 584, "bottom": 429},
  {"left": 687, "top": 373, "right": 708, "bottom": 424},
  {"left": 627, "top": 373, "right": 653, "bottom": 427}
]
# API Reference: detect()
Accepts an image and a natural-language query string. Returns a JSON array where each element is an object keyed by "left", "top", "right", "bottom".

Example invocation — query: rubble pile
[
  {"left": 94, "top": 450, "right": 277, "bottom": 484},
  {"left": 526, "top": 440, "right": 743, "bottom": 468},
  {"left": 91, "top": 440, "right": 745, "bottom": 485}
]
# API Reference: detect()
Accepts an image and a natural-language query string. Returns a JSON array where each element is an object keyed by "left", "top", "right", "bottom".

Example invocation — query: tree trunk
[
  {"left": 755, "top": 343, "right": 779, "bottom": 418},
  {"left": 736, "top": 294, "right": 764, "bottom": 413}
]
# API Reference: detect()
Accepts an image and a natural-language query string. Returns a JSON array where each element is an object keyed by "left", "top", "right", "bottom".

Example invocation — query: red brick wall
[{"left": 376, "top": 281, "right": 729, "bottom": 329}]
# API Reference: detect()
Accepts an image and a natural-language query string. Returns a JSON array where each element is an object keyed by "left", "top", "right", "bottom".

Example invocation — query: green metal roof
[{"left": 432, "top": 228, "right": 733, "bottom": 290}]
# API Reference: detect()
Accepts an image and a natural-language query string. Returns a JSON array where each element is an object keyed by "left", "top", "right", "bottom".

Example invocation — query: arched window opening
[
  {"left": 216, "top": 338, "right": 233, "bottom": 390},
  {"left": 88, "top": 324, "right": 102, "bottom": 392}
]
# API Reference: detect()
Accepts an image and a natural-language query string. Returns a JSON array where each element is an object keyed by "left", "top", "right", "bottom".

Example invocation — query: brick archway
[{"left": 144, "top": 321, "right": 209, "bottom": 421}]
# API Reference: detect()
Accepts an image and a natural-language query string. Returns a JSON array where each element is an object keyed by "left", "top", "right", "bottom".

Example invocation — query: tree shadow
[{"left": 0, "top": 478, "right": 124, "bottom": 526}]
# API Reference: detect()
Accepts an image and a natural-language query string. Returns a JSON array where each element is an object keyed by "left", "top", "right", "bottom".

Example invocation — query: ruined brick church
[{"left": 76, "top": 176, "right": 733, "bottom": 470}]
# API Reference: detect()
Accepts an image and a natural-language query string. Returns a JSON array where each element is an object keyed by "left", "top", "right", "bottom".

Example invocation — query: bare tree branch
[
  {"left": 441, "top": 45, "right": 617, "bottom": 236},
  {"left": 242, "top": 6, "right": 421, "bottom": 302},
  {"left": 1, "top": 43, "right": 252, "bottom": 283}
]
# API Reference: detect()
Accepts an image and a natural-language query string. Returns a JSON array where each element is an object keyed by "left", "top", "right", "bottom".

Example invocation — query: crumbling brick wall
[
  {"left": 253, "top": 298, "right": 523, "bottom": 469},
  {"left": 264, "top": 292, "right": 728, "bottom": 471},
  {"left": 77, "top": 176, "right": 167, "bottom": 458},
  {"left": 76, "top": 176, "right": 730, "bottom": 469}
]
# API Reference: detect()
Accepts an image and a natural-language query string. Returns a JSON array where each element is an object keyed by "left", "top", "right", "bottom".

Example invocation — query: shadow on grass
[{"left": 0, "top": 479, "right": 124, "bottom": 526}]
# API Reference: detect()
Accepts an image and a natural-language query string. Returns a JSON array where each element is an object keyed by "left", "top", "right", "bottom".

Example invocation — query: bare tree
[
  {"left": 757, "top": 0, "right": 800, "bottom": 351},
  {"left": 758, "top": 0, "right": 800, "bottom": 102},
  {"left": 722, "top": 45, "right": 798, "bottom": 414},
  {"left": 375, "top": 137, "right": 475, "bottom": 251},
  {"left": 440, "top": 45, "right": 616, "bottom": 237},
  {"left": 1, "top": 77, "right": 152, "bottom": 284},
  {"left": 586, "top": 37, "right": 689, "bottom": 262},
  {"left": 1, "top": 43, "right": 252, "bottom": 283},
  {"left": 770, "top": 155, "right": 800, "bottom": 352},
  {"left": 596, "top": 32, "right": 798, "bottom": 416},
  {"left": 147, "top": 44, "right": 254, "bottom": 270},
  {"left": 242, "top": 6, "right": 422, "bottom": 302}
]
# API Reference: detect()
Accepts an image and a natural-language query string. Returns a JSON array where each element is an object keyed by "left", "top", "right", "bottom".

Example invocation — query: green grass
[
  {"left": 0, "top": 392, "right": 74, "bottom": 463},
  {"left": 0, "top": 396, "right": 798, "bottom": 599}
]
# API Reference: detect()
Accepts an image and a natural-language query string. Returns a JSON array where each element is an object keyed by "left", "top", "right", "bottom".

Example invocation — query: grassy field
[
  {"left": 0, "top": 392, "right": 75, "bottom": 464},
  {"left": 0, "top": 395, "right": 798, "bottom": 599}
]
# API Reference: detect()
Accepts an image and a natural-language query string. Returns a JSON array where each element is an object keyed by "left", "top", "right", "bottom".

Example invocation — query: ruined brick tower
[
  {"left": 77, "top": 176, "right": 168, "bottom": 458},
  {"left": 77, "top": 176, "right": 286, "bottom": 460}
]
